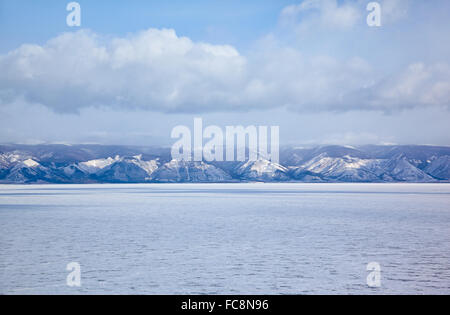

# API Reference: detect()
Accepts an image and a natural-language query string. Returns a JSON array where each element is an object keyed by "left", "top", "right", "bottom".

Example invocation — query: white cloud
[
  {"left": 346, "top": 63, "right": 450, "bottom": 111},
  {"left": 380, "top": 0, "right": 411, "bottom": 24},
  {"left": 0, "top": 29, "right": 247, "bottom": 113},
  {"left": 0, "top": 17, "right": 449, "bottom": 114},
  {"left": 279, "top": 0, "right": 412, "bottom": 33},
  {"left": 280, "top": 0, "right": 362, "bottom": 30}
]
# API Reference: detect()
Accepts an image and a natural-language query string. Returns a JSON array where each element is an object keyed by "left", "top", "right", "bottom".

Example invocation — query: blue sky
[
  {"left": 0, "top": 0, "right": 449, "bottom": 146},
  {"left": 0, "top": 0, "right": 294, "bottom": 52}
]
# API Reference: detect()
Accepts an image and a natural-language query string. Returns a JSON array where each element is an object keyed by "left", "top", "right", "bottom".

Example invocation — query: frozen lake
[{"left": 1, "top": 183, "right": 449, "bottom": 295}]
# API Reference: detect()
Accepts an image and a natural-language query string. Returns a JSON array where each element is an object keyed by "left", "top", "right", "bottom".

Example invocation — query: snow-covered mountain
[
  {"left": 380, "top": 155, "right": 435, "bottom": 182},
  {"left": 236, "top": 159, "right": 290, "bottom": 182},
  {"left": 289, "top": 154, "right": 385, "bottom": 182},
  {"left": 63, "top": 155, "right": 159, "bottom": 183},
  {"left": 93, "top": 156, "right": 159, "bottom": 183},
  {"left": 425, "top": 156, "right": 450, "bottom": 180},
  {"left": 1, "top": 157, "right": 66, "bottom": 184},
  {"left": 151, "top": 160, "right": 232, "bottom": 183},
  {"left": 1, "top": 144, "right": 450, "bottom": 183}
]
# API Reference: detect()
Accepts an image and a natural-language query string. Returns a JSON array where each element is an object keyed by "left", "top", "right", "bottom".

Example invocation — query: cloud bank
[
  {"left": 0, "top": 0, "right": 449, "bottom": 114},
  {"left": 280, "top": 0, "right": 411, "bottom": 29}
]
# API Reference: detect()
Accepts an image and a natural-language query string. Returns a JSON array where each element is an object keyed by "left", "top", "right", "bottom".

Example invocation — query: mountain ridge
[{"left": 1, "top": 144, "right": 450, "bottom": 184}]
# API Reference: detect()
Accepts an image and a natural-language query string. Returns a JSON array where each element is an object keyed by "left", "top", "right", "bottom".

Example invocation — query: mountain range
[{"left": 1, "top": 144, "right": 450, "bottom": 184}]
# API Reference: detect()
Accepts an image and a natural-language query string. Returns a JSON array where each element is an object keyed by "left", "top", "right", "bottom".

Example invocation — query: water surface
[{"left": 1, "top": 183, "right": 449, "bottom": 294}]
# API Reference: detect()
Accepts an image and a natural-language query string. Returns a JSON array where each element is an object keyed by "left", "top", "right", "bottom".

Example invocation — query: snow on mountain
[
  {"left": 151, "top": 160, "right": 232, "bottom": 183},
  {"left": 0, "top": 154, "right": 18, "bottom": 177},
  {"left": 0, "top": 145, "right": 449, "bottom": 183},
  {"left": 61, "top": 164, "right": 93, "bottom": 182},
  {"left": 93, "top": 156, "right": 159, "bottom": 183},
  {"left": 0, "top": 152, "right": 34, "bottom": 169},
  {"left": 380, "top": 155, "right": 435, "bottom": 182},
  {"left": 95, "top": 161, "right": 150, "bottom": 183},
  {"left": 236, "top": 159, "right": 289, "bottom": 182},
  {"left": 0, "top": 153, "right": 53, "bottom": 183},
  {"left": 0, "top": 153, "right": 24, "bottom": 165},
  {"left": 3, "top": 158, "right": 65, "bottom": 184},
  {"left": 130, "top": 155, "right": 159, "bottom": 175},
  {"left": 77, "top": 156, "right": 121, "bottom": 174},
  {"left": 425, "top": 156, "right": 450, "bottom": 180},
  {"left": 292, "top": 154, "right": 384, "bottom": 182},
  {"left": 61, "top": 155, "right": 160, "bottom": 183},
  {"left": 22, "top": 159, "right": 40, "bottom": 168},
  {"left": 280, "top": 145, "right": 370, "bottom": 167}
]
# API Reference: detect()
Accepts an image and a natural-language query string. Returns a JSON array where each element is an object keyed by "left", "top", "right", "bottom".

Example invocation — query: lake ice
[{"left": 0, "top": 183, "right": 449, "bottom": 294}]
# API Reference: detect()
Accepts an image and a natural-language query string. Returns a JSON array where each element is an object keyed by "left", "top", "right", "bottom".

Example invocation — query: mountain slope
[
  {"left": 236, "top": 159, "right": 289, "bottom": 182},
  {"left": 290, "top": 154, "right": 385, "bottom": 182},
  {"left": 425, "top": 156, "right": 450, "bottom": 180},
  {"left": 380, "top": 155, "right": 435, "bottom": 182},
  {"left": 151, "top": 160, "right": 232, "bottom": 183}
]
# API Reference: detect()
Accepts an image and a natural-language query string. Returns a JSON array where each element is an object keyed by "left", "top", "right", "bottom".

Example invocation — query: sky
[{"left": 0, "top": 0, "right": 449, "bottom": 146}]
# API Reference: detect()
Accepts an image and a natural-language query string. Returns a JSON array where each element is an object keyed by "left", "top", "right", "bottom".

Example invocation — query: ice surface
[{"left": 0, "top": 183, "right": 449, "bottom": 294}]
